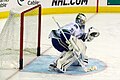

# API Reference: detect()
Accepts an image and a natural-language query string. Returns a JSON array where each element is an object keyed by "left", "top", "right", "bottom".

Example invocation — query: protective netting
[{"left": 0, "top": 5, "right": 42, "bottom": 69}]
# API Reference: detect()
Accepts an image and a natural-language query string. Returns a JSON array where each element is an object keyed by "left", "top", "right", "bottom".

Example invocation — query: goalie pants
[{"left": 52, "top": 33, "right": 71, "bottom": 52}]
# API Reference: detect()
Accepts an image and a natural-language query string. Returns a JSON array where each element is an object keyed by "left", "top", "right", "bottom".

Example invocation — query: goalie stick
[{"left": 52, "top": 17, "right": 97, "bottom": 72}]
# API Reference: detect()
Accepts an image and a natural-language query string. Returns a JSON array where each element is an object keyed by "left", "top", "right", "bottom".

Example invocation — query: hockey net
[{"left": 0, "top": 4, "right": 51, "bottom": 69}]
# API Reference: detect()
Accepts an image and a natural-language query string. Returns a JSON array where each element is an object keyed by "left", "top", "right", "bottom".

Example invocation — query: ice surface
[{"left": 0, "top": 13, "right": 120, "bottom": 80}]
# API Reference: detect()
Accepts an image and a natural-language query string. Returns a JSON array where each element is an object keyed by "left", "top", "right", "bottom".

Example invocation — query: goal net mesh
[{"left": 0, "top": 5, "right": 50, "bottom": 69}]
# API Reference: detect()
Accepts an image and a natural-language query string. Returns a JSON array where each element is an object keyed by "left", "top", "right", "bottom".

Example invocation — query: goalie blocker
[{"left": 49, "top": 28, "right": 99, "bottom": 72}]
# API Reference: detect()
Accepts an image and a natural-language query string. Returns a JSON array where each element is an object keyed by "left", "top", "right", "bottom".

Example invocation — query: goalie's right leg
[
  {"left": 55, "top": 51, "right": 76, "bottom": 72},
  {"left": 49, "top": 51, "right": 76, "bottom": 72}
]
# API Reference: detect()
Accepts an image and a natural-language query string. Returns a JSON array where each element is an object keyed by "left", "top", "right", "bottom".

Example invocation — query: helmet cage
[{"left": 76, "top": 13, "right": 86, "bottom": 26}]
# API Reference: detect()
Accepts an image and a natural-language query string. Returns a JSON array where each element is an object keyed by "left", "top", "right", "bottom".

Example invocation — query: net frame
[
  {"left": 20, "top": 4, "right": 41, "bottom": 69},
  {"left": 8, "top": 4, "right": 41, "bottom": 69}
]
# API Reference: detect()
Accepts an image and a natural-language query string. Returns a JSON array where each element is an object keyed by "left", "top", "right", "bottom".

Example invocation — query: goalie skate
[
  {"left": 48, "top": 63, "right": 57, "bottom": 71},
  {"left": 48, "top": 63, "right": 65, "bottom": 73}
]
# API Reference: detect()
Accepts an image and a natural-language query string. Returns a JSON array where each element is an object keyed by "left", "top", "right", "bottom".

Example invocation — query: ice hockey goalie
[{"left": 49, "top": 13, "right": 100, "bottom": 73}]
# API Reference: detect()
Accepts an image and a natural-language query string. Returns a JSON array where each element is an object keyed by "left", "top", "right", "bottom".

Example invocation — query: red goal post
[
  {"left": 0, "top": 4, "right": 42, "bottom": 69},
  {"left": 19, "top": 4, "right": 41, "bottom": 69}
]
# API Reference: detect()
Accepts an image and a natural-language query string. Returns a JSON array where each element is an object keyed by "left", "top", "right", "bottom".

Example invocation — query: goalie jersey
[
  {"left": 49, "top": 22, "right": 87, "bottom": 52},
  {"left": 49, "top": 22, "right": 86, "bottom": 42}
]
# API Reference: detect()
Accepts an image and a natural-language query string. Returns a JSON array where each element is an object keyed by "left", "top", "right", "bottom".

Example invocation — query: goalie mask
[
  {"left": 75, "top": 13, "right": 86, "bottom": 26},
  {"left": 86, "top": 27, "right": 100, "bottom": 42}
]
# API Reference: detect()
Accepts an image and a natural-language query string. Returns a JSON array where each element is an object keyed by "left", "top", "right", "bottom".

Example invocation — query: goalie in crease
[{"left": 49, "top": 13, "right": 100, "bottom": 72}]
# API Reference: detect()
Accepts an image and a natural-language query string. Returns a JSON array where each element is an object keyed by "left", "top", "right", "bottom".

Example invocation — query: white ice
[{"left": 0, "top": 13, "right": 120, "bottom": 80}]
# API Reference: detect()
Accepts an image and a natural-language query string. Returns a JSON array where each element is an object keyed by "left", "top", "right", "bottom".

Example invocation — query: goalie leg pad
[
  {"left": 80, "top": 53, "right": 88, "bottom": 66},
  {"left": 56, "top": 51, "right": 88, "bottom": 72},
  {"left": 56, "top": 51, "right": 76, "bottom": 72},
  {"left": 72, "top": 54, "right": 88, "bottom": 66}
]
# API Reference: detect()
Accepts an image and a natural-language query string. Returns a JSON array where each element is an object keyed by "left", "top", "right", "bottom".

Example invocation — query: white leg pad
[
  {"left": 56, "top": 37, "right": 88, "bottom": 72},
  {"left": 56, "top": 51, "right": 76, "bottom": 72}
]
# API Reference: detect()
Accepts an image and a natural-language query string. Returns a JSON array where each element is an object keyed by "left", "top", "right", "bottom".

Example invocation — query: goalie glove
[{"left": 86, "top": 27, "right": 100, "bottom": 42}]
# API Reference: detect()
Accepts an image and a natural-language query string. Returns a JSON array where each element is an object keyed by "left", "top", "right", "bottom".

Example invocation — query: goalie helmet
[{"left": 75, "top": 13, "right": 86, "bottom": 26}]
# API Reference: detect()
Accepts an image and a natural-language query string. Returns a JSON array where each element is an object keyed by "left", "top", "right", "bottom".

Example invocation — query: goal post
[
  {"left": 19, "top": 4, "right": 41, "bottom": 69},
  {"left": 0, "top": 4, "right": 42, "bottom": 69}
]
